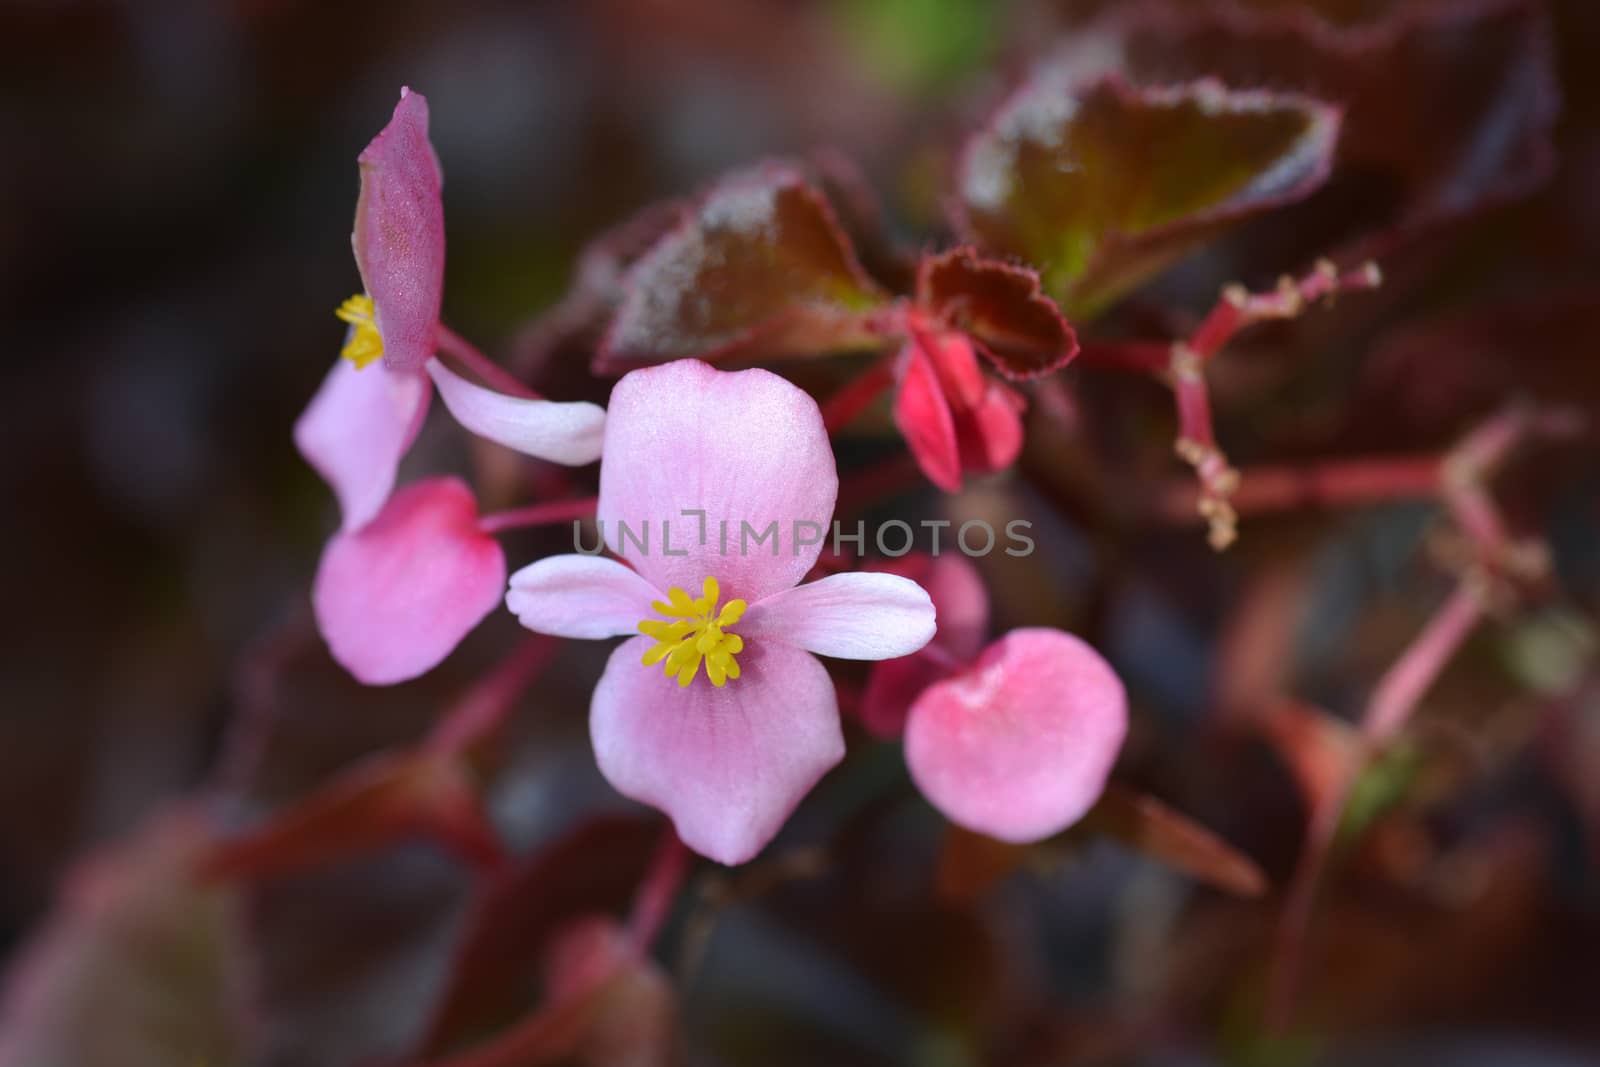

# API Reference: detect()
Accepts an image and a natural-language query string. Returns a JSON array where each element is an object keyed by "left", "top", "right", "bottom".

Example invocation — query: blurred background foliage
[{"left": 1, "top": 1, "right": 1599, "bottom": 1065}]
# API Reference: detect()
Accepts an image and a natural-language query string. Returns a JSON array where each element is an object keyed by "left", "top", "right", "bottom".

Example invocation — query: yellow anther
[
  {"left": 335, "top": 294, "right": 384, "bottom": 369},
  {"left": 638, "top": 576, "right": 746, "bottom": 687}
]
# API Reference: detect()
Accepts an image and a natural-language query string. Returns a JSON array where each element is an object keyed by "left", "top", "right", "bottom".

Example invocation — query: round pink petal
[
  {"left": 905, "top": 628, "right": 1126, "bottom": 843},
  {"left": 426, "top": 359, "right": 605, "bottom": 465},
  {"left": 597, "top": 360, "right": 837, "bottom": 603},
  {"left": 293, "top": 358, "right": 430, "bottom": 532},
  {"left": 590, "top": 635, "right": 844, "bottom": 865},
  {"left": 506, "top": 554, "right": 662, "bottom": 639},
  {"left": 313, "top": 477, "right": 505, "bottom": 686},
  {"left": 741, "top": 572, "right": 935, "bottom": 661},
  {"left": 354, "top": 87, "right": 446, "bottom": 372}
]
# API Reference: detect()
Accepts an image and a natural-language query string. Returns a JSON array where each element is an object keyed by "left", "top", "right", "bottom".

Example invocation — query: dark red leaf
[
  {"left": 1087, "top": 785, "right": 1269, "bottom": 898},
  {"left": 954, "top": 72, "right": 1340, "bottom": 318},
  {"left": 1109, "top": 0, "right": 1560, "bottom": 236},
  {"left": 916, "top": 247, "right": 1079, "bottom": 379},
  {"left": 596, "top": 161, "right": 891, "bottom": 372},
  {"left": 421, "top": 817, "right": 662, "bottom": 1057},
  {"left": 0, "top": 807, "right": 251, "bottom": 1067},
  {"left": 202, "top": 749, "right": 506, "bottom": 881}
]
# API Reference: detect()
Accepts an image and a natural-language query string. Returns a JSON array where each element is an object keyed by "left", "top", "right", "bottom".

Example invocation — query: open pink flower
[
  {"left": 294, "top": 89, "right": 607, "bottom": 686},
  {"left": 294, "top": 87, "right": 606, "bottom": 533},
  {"left": 506, "top": 359, "right": 937, "bottom": 864}
]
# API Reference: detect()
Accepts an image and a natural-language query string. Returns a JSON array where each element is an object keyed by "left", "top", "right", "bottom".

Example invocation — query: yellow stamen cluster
[
  {"left": 335, "top": 294, "right": 384, "bottom": 369},
  {"left": 638, "top": 577, "right": 746, "bottom": 688}
]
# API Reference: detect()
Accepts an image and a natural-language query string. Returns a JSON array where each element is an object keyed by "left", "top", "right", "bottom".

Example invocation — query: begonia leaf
[
  {"left": 420, "top": 817, "right": 662, "bottom": 1056},
  {"left": 0, "top": 807, "right": 250, "bottom": 1067},
  {"left": 1109, "top": 0, "right": 1560, "bottom": 235},
  {"left": 1084, "top": 785, "right": 1268, "bottom": 898},
  {"left": 596, "top": 162, "right": 890, "bottom": 372},
  {"left": 916, "top": 247, "right": 1078, "bottom": 379},
  {"left": 953, "top": 73, "right": 1340, "bottom": 318},
  {"left": 202, "top": 749, "right": 504, "bottom": 881}
]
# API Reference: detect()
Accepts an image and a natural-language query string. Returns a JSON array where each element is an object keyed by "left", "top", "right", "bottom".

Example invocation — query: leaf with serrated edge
[
  {"left": 917, "top": 247, "right": 1078, "bottom": 380},
  {"left": 597, "top": 161, "right": 890, "bottom": 372},
  {"left": 954, "top": 73, "right": 1340, "bottom": 319}
]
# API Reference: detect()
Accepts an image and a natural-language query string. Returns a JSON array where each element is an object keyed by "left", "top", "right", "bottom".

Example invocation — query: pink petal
[
  {"left": 354, "top": 87, "right": 446, "bottom": 372},
  {"left": 893, "top": 340, "right": 961, "bottom": 493},
  {"left": 923, "top": 329, "right": 986, "bottom": 411},
  {"left": 868, "top": 553, "right": 989, "bottom": 661},
  {"left": 956, "top": 379, "right": 1026, "bottom": 474},
  {"left": 313, "top": 477, "right": 506, "bottom": 686},
  {"left": 506, "top": 554, "right": 662, "bottom": 639},
  {"left": 905, "top": 628, "right": 1126, "bottom": 843},
  {"left": 857, "top": 555, "right": 991, "bottom": 737},
  {"left": 426, "top": 359, "right": 605, "bottom": 465},
  {"left": 590, "top": 636, "right": 844, "bottom": 865},
  {"left": 597, "top": 360, "right": 837, "bottom": 603},
  {"left": 293, "top": 358, "right": 430, "bottom": 531},
  {"left": 741, "top": 572, "right": 935, "bottom": 660}
]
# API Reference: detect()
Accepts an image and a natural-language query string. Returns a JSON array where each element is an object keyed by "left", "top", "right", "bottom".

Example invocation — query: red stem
[
  {"left": 626, "top": 828, "right": 693, "bottom": 955},
  {"left": 478, "top": 496, "right": 599, "bottom": 535},
  {"left": 427, "top": 635, "right": 559, "bottom": 756},
  {"left": 1170, "top": 352, "right": 1216, "bottom": 449},
  {"left": 1362, "top": 581, "right": 1485, "bottom": 745},
  {"left": 436, "top": 323, "right": 542, "bottom": 400},
  {"left": 1190, "top": 260, "right": 1382, "bottom": 361},
  {"left": 1268, "top": 577, "right": 1485, "bottom": 1030},
  {"left": 1152, "top": 456, "right": 1442, "bottom": 521},
  {"left": 822, "top": 357, "right": 898, "bottom": 433}
]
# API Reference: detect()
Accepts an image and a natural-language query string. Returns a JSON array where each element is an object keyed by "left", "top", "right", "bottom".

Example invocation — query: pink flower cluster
[{"left": 296, "top": 90, "right": 1128, "bottom": 864}]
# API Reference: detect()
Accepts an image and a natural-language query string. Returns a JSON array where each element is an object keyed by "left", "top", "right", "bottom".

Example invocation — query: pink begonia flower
[
  {"left": 858, "top": 553, "right": 989, "bottom": 738},
  {"left": 893, "top": 328, "right": 1026, "bottom": 493},
  {"left": 506, "top": 360, "right": 938, "bottom": 864},
  {"left": 905, "top": 628, "right": 1126, "bottom": 843},
  {"left": 294, "top": 87, "right": 605, "bottom": 532},
  {"left": 313, "top": 478, "right": 506, "bottom": 686}
]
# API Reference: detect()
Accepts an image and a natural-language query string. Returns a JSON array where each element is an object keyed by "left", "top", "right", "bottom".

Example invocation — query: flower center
[
  {"left": 335, "top": 294, "right": 384, "bottom": 369},
  {"left": 638, "top": 576, "right": 746, "bottom": 688}
]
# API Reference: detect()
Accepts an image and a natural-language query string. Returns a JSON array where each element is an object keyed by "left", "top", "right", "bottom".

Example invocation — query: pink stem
[
  {"left": 1190, "top": 260, "right": 1382, "bottom": 361},
  {"left": 1268, "top": 578, "right": 1485, "bottom": 1030},
  {"left": 427, "top": 635, "right": 559, "bottom": 756},
  {"left": 1362, "top": 581, "right": 1485, "bottom": 745},
  {"left": 436, "top": 323, "right": 542, "bottom": 400},
  {"left": 626, "top": 828, "right": 693, "bottom": 955},
  {"left": 478, "top": 496, "right": 599, "bottom": 535},
  {"left": 1171, "top": 354, "right": 1216, "bottom": 449},
  {"left": 1152, "top": 456, "right": 1442, "bottom": 521}
]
